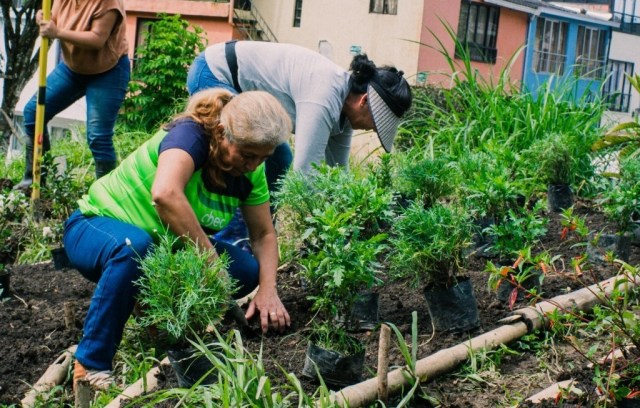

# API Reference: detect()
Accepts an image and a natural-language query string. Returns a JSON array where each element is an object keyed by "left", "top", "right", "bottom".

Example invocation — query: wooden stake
[
  {"left": 74, "top": 379, "right": 92, "bottom": 408},
  {"left": 64, "top": 301, "right": 75, "bottom": 330},
  {"left": 377, "top": 324, "right": 391, "bottom": 404}
]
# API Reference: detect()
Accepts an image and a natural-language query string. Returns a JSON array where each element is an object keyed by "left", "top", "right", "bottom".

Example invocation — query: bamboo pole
[
  {"left": 104, "top": 357, "right": 170, "bottom": 408},
  {"left": 21, "top": 345, "right": 76, "bottom": 408},
  {"left": 31, "top": 0, "right": 52, "bottom": 202},
  {"left": 330, "top": 273, "right": 639, "bottom": 407}
]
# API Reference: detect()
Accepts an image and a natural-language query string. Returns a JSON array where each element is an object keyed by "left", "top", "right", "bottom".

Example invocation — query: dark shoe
[
  {"left": 12, "top": 177, "right": 33, "bottom": 194},
  {"left": 13, "top": 143, "right": 34, "bottom": 193}
]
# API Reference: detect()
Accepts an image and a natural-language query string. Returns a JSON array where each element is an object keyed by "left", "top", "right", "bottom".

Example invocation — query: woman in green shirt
[{"left": 63, "top": 89, "right": 292, "bottom": 389}]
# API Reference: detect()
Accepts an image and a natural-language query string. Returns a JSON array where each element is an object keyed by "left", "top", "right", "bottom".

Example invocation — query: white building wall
[
  {"left": 603, "top": 31, "right": 640, "bottom": 126},
  {"left": 252, "top": 0, "right": 423, "bottom": 79}
]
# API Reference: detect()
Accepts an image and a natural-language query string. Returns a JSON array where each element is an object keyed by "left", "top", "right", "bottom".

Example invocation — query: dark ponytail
[{"left": 348, "top": 53, "right": 412, "bottom": 117}]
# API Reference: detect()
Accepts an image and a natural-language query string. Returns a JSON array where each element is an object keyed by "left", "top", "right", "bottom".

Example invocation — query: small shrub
[
  {"left": 484, "top": 201, "right": 548, "bottom": 261},
  {"left": 135, "top": 234, "right": 236, "bottom": 346},
  {"left": 390, "top": 202, "right": 473, "bottom": 289}
]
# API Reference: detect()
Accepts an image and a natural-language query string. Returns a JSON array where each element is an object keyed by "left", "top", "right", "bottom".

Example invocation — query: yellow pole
[{"left": 31, "top": 0, "right": 52, "bottom": 202}]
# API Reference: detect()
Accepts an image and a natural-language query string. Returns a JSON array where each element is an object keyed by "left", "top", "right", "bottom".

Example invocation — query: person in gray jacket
[{"left": 187, "top": 40, "right": 412, "bottom": 248}]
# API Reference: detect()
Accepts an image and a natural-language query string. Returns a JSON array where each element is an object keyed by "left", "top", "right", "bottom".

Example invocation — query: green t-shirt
[{"left": 77, "top": 124, "right": 269, "bottom": 240}]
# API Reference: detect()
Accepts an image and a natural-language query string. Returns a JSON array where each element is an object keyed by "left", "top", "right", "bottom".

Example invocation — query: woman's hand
[
  {"left": 36, "top": 10, "right": 59, "bottom": 40},
  {"left": 245, "top": 285, "right": 291, "bottom": 334}
]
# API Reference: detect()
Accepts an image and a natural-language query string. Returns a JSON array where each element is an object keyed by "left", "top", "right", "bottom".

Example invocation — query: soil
[{"left": 1, "top": 198, "right": 639, "bottom": 407}]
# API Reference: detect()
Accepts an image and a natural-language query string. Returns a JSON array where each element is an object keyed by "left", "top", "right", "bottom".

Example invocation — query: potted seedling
[
  {"left": 482, "top": 201, "right": 548, "bottom": 264},
  {"left": 459, "top": 152, "right": 526, "bottom": 253},
  {"left": 135, "top": 234, "right": 236, "bottom": 387},
  {"left": 298, "top": 203, "right": 387, "bottom": 386},
  {"left": 392, "top": 151, "right": 459, "bottom": 209},
  {"left": 275, "top": 163, "right": 394, "bottom": 329},
  {"left": 525, "top": 134, "right": 577, "bottom": 212},
  {"left": 590, "top": 157, "right": 640, "bottom": 262},
  {"left": 485, "top": 247, "right": 553, "bottom": 309},
  {"left": 390, "top": 201, "right": 480, "bottom": 333}
]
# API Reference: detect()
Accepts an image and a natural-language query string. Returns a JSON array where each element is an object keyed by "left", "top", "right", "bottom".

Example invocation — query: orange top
[{"left": 52, "top": 0, "right": 128, "bottom": 75}]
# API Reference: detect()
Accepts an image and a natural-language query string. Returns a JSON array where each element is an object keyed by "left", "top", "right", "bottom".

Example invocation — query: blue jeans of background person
[
  {"left": 187, "top": 53, "right": 293, "bottom": 247},
  {"left": 63, "top": 210, "right": 260, "bottom": 371},
  {"left": 23, "top": 55, "right": 130, "bottom": 162}
]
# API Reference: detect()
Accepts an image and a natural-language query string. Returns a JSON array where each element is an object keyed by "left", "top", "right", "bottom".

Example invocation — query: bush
[{"left": 121, "top": 14, "right": 207, "bottom": 133}]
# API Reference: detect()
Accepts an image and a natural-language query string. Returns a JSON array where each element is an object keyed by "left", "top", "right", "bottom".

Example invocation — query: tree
[
  {"left": 0, "top": 0, "right": 40, "bottom": 145},
  {"left": 121, "top": 13, "right": 207, "bottom": 133}
]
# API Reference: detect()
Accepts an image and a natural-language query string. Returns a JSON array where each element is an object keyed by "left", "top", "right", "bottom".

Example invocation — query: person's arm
[
  {"left": 37, "top": 9, "right": 118, "bottom": 50},
  {"left": 242, "top": 203, "right": 291, "bottom": 333},
  {"left": 151, "top": 148, "right": 216, "bottom": 253}
]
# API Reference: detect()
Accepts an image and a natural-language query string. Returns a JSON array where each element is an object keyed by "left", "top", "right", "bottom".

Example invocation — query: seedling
[
  {"left": 559, "top": 206, "right": 589, "bottom": 241},
  {"left": 134, "top": 234, "right": 236, "bottom": 347}
]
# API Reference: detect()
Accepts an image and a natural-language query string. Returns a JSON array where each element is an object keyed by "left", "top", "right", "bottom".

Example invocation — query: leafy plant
[
  {"left": 559, "top": 206, "right": 589, "bottom": 241},
  {"left": 458, "top": 152, "right": 524, "bottom": 222},
  {"left": 485, "top": 247, "right": 552, "bottom": 308},
  {"left": 392, "top": 150, "right": 459, "bottom": 208},
  {"left": 310, "top": 322, "right": 365, "bottom": 355},
  {"left": 598, "top": 157, "right": 640, "bottom": 233},
  {"left": 275, "top": 163, "right": 394, "bottom": 252},
  {"left": 483, "top": 201, "right": 548, "bottom": 261},
  {"left": 134, "top": 234, "right": 236, "bottom": 346},
  {"left": 532, "top": 134, "right": 577, "bottom": 186},
  {"left": 121, "top": 14, "right": 207, "bottom": 133},
  {"left": 299, "top": 203, "right": 387, "bottom": 324},
  {"left": 390, "top": 202, "right": 473, "bottom": 289}
]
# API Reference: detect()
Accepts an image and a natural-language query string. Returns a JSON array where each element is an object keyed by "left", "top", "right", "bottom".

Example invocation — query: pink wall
[
  {"left": 124, "top": 0, "right": 240, "bottom": 60},
  {"left": 418, "top": 0, "right": 527, "bottom": 89}
]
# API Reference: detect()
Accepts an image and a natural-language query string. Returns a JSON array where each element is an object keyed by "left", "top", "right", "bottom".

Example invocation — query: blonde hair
[{"left": 170, "top": 89, "right": 291, "bottom": 188}]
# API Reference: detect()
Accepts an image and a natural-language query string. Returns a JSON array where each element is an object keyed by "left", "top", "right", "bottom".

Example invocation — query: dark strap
[{"left": 225, "top": 40, "right": 242, "bottom": 93}]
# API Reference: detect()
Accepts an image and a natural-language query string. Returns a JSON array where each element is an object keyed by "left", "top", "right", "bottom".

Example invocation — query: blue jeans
[
  {"left": 63, "top": 210, "right": 260, "bottom": 371},
  {"left": 23, "top": 55, "right": 130, "bottom": 162}
]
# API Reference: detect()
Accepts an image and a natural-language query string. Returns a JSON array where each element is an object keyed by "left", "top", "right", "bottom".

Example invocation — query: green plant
[
  {"left": 559, "top": 206, "right": 589, "bottom": 241},
  {"left": 311, "top": 322, "right": 365, "bottom": 355},
  {"left": 545, "top": 261, "right": 640, "bottom": 405},
  {"left": 484, "top": 201, "right": 548, "bottom": 261},
  {"left": 598, "top": 157, "right": 640, "bottom": 233},
  {"left": 392, "top": 150, "right": 459, "bottom": 208},
  {"left": 458, "top": 152, "right": 525, "bottom": 222},
  {"left": 390, "top": 202, "right": 473, "bottom": 289},
  {"left": 533, "top": 134, "right": 577, "bottom": 186},
  {"left": 126, "top": 328, "right": 329, "bottom": 407},
  {"left": 134, "top": 234, "right": 236, "bottom": 346},
  {"left": 299, "top": 204, "right": 387, "bottom": 323},
  {"left": 275, "top": 163, "right": 394, "bottom": 258},
  {"left": 121, "top": 14, "right": 207, "bottom": 133},
  {"left": 485, "top": 247, "right": 552, "bottom": 308}
]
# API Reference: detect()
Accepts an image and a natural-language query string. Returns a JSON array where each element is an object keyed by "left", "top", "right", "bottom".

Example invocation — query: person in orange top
[{"left": 14, "top": 0, "right": 130, "bottom": 192}]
